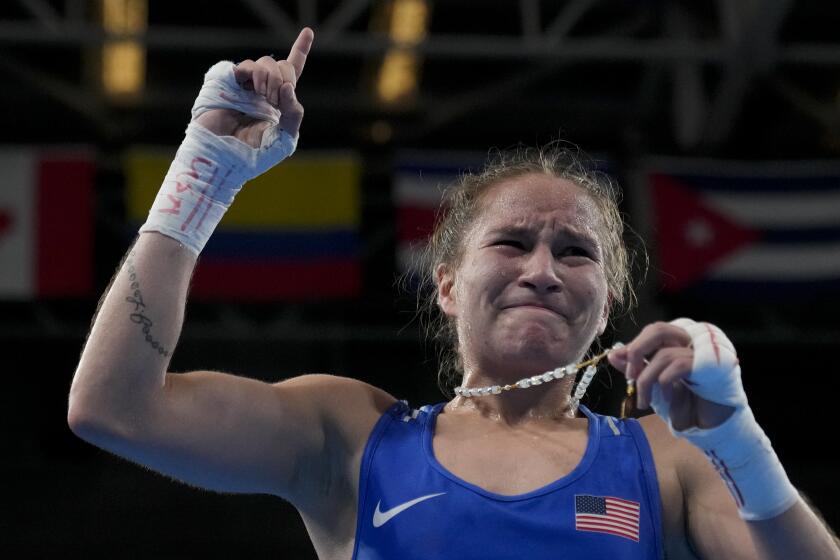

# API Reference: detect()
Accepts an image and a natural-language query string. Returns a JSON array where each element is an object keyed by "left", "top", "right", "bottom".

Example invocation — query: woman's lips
[{"left": 507, "top": 303, "right": 562, "bottom": 316}]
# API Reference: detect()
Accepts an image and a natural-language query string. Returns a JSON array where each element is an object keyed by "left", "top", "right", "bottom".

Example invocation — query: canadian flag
[{"left": 0, "top": 149, "right": 94, "bottom": 299}]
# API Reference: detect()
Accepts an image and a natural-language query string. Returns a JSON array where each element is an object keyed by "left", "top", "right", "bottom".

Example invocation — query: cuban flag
[{"left": 646, "top": 159, "right": 840, "bottom": 298}]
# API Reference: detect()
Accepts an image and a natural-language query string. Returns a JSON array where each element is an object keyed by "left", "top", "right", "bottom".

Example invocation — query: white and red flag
[
  {"left": 0, "top": 148, "right": 94, "bottom": 299},
  {"left": 393, "top": 150, "right": 485, "bottom": 277}
]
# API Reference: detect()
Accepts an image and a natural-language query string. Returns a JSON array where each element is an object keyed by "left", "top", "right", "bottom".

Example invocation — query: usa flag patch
[{"left": 575, "top": 494, "right": 640, "bottom": 542}]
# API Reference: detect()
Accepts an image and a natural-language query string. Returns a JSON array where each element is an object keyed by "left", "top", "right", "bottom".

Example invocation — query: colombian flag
[{"left": 126, "top": 148, "right": 361, "bottom": 300}]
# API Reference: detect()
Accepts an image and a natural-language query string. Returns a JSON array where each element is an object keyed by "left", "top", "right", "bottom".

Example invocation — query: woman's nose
[{"left": 518, "top": 246, "right": 561, "bottom": 293}]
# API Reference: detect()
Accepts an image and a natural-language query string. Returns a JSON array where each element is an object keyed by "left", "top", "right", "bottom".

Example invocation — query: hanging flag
[
  {"left": 647, "top": 160, "right": 840, "bottom": 298},
  {"left": 125, "top": 148, "right": 361, "bottom": 300},
  {"left": 574, "top": 494, "right": 640, "bottom": 542},
  {"left": 393, "top": 150, "right": 616, "bottom": 281},
  {"left": 0, "top": 148, "right": 94, "bottom": 299},
  {"left": 393, "top": 151, "right": 484, "bottom": 278}
]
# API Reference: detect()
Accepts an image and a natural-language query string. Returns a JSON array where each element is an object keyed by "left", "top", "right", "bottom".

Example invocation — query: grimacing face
[{"left": 436, "top": 173, "right": 610, "bottom": 380}]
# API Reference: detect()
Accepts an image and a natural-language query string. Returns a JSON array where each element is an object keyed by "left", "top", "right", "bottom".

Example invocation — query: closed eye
[
  {"left": 557, "top": 246, "right": 593, "bottom": 259},
  {"left": 494, "top": 239, "right": 525, "bottom": 249}
]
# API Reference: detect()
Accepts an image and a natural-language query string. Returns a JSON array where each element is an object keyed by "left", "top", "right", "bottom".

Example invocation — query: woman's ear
[
  {"left": 597, "top": 294, "right": 611, "bottom": 335},
  {"left": 435, "top": 263, "right": 457, "bottom": 317}
]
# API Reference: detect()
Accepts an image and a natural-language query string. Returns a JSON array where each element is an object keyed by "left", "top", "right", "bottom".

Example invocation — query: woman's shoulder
[
  {"left": 285, "top": 373, "right": 399, "bottom": 420},
  {"left": 635, "top": 412, "right": 699, "bottom": 460},
  {"left": 274, "top": 374, "right": 400, "bottom": 459},
  {"left": 634, "top": 412, "right": 693, "bottom": 468},
  {"left": 282, "top": 375, "right": 398, "bottom": 511}
]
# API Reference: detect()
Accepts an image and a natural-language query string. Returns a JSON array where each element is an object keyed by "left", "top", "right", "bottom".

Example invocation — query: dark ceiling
[
  {"left": 3, "top": 0, "right": 840, "bottom": 157},
  {"left": 1, "top": 1, "right": 839, "bottom": 341}
]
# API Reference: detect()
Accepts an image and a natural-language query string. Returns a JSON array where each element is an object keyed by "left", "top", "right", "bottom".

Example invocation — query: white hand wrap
[
  {"left": 139, "top": 61, "right": 297, "bottom": 255},
  {"left": 650, "top": 318, "right": 799, "bottom": 521}
]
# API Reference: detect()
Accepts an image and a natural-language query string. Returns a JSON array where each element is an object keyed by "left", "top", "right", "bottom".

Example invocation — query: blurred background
[{"left": 2, "top": 0, "right": 839, "bottom": 557}]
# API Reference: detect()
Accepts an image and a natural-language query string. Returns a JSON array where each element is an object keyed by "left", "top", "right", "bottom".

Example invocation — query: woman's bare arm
[
  {"left": 68, "top": 231, "right": 395, "bottom": 506},
  {"left": 68, "top": 28, "right": 398, "bottom": 510},
  {"left": 69, "top": 232, "right": 194, "bottom": 432}
]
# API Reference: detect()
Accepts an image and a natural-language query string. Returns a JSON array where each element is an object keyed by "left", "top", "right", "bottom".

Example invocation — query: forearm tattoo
[{"left": 124, "top": 252, "right": 171, "bottom": 357}]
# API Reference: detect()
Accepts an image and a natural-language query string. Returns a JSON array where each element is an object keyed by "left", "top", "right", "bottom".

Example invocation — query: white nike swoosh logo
[{"left": 372, "top": 492, "right": 446, "bottom": 528}]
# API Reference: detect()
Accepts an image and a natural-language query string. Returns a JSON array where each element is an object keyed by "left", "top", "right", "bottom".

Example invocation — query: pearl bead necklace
[{"left": 454, "top": 343, "right": 625, "bottom": 411}]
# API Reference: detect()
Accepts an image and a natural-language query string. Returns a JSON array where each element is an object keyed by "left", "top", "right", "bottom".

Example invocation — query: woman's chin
[
  {"left": 469, "top": 325, "right": 587, "bottom": 376},
  {"left": 494, "top": 343, "right": 575, "bottom": 374}
]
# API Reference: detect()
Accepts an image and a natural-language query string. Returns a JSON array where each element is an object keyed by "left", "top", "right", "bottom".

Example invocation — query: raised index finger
[{"left": 286, "top": 27, "right": 314, "bottom": 81}]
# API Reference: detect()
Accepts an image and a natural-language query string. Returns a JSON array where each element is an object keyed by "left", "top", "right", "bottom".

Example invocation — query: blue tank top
[{"left": 351, "top": 400, "right": 664, "bottom": 560}]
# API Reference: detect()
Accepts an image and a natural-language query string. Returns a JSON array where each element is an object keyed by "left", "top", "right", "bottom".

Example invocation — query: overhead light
[
  {"left": 389, "top": 0, "right": 428, "bottom": 46},
  {"left": 377, "top": 50, "right": 418, "bottom": 104},
  {"left": 374, "top": 0, "right": 430, "bottom": 107},
  {"left": 100, "top": 0, "right": 147, "bottom": 100}
]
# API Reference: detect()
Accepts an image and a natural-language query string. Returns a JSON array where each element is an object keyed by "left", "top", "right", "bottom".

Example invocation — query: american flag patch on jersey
[{"left": 575, "top": 494, "right": 640, "bottom": 542}]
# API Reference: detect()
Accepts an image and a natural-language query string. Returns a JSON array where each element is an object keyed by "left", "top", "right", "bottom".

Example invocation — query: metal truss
[
  {"left": 3, "top": 0, "right": 840, "bottom": 149},
  {"left": 2, "top": 1, "right": 839, "bottom": 345}
]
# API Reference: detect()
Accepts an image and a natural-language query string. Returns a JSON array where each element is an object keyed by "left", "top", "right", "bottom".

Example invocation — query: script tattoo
[{"left": 124, "top": 252, "right": 171, "bottom": 357}]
